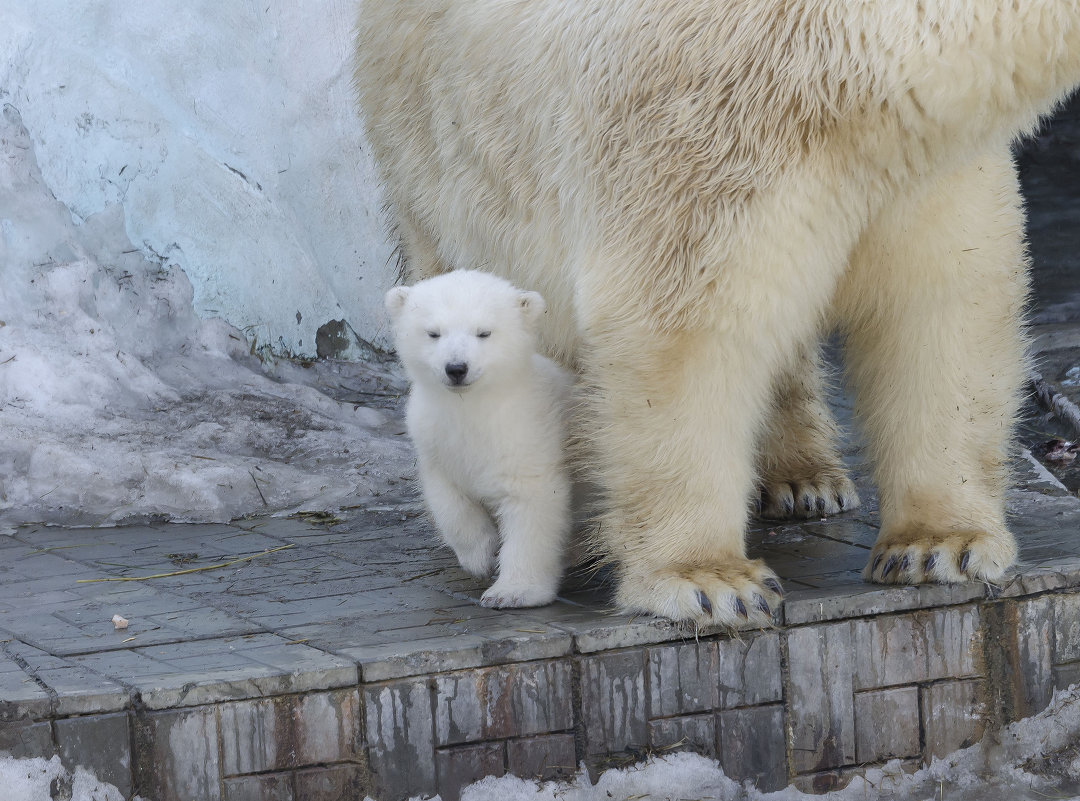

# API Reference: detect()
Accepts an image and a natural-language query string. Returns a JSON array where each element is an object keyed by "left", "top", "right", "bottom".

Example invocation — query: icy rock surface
[
  {"left": 0, "top": 0, "right": 394, "bottom": 356},
  {"left": 0, "top": 105, "right": 412, "bottom": 529}
]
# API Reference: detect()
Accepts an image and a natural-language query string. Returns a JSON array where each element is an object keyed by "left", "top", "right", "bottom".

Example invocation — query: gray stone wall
[{"left": 4, "top": 580, "right": 1079, "bottom": 801}]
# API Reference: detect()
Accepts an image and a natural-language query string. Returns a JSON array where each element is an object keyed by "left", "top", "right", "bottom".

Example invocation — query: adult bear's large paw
[
  {"left": 759, "top": 469, "right": 859, "bottom": 519},
  {"left": 615, "top": 558, "right": 783, "bottom": 627},
  {"left": 864, "top": 526, "right": 1017, "bottom": 585}
]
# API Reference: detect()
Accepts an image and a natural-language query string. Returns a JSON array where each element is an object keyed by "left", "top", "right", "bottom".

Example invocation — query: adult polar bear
[{"left": 354, "top": 1, "right": 1080, "bottom": 626}]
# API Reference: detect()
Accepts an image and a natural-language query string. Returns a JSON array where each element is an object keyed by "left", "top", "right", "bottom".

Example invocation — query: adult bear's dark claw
[
  {"left": 734, "top": 597, "right": 748, "bottom": 619},
  {"left": 696, "top": 589, "right": 713, "bottom": 616},
  {"left": 754, "top": 594, "right": 771, "bottom": 616},
  {"left": 764, "top": 577, "right": 784, "bottom": 597},
  {"left": 959, "top": 549, "right": 972, "bottom": 574}
]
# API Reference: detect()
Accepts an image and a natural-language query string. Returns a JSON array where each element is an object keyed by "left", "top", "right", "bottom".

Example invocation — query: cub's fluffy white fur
[
  {"left": 357, "top": 1, "right": 1080, "bottom": 625},
  {"left": 386, "top": 270, "right": 573, "bottom": 608}
]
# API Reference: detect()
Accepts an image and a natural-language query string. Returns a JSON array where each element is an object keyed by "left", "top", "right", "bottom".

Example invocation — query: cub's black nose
[{"left": 445, "top": 362, "right": 469, "bottom": 384}]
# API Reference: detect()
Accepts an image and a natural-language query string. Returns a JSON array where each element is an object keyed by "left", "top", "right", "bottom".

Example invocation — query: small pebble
[{"left": 112, "top": 614, "right": 129, "bottom": 630}]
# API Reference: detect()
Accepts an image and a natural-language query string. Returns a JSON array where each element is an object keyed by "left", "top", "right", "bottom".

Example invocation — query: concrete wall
[{"left": 1, "top": 0, "right": 396, "bottom": 357}]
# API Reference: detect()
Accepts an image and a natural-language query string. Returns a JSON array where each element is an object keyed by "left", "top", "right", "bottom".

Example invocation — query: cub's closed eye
[
  {"left": 477, "top": 331, "right": 491, "bottom": 339},
  {"left": 427, "top": 331, "right": 440, "bottom": 339}
]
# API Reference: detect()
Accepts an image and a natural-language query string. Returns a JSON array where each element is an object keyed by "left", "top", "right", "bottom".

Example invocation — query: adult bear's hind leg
[
  {"left": 837, "top": 147, "right": 1026, "bottom": 585},
  {"left": 757, "top": 343, "right": 860, "bottom": 519}
]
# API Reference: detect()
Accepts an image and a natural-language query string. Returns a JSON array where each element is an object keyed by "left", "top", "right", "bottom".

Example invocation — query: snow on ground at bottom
[
  {"left": 1, "top": 755, "right": 138, "bottom": 801},
  {"left": 0, "top": 105, "right": 413, "bottom": 531},
  {"left": 415, "top": 685, "right": 1080, "bottom": 801}
]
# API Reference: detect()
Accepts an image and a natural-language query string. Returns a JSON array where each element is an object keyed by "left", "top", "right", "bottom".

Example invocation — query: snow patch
[
  {"left": 0, "top": 104, "right": 412, "bottom": 530},
  {"left": 0, "top": 755, "right": 137, "bottom": 801}
]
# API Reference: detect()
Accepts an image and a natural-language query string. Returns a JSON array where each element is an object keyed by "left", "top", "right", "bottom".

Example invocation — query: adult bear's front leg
[
  {"left": 581, "top": 315, "right": 786, "bottom": 626},
  {"left": 576, "top": 269, "right": 823, "bottom": 627},
  {"left": 575, "top": 164, "right": 863, "bottom": 627},
  {"left": 837, "top": 147, "right": 1026, "bottom": 586}
]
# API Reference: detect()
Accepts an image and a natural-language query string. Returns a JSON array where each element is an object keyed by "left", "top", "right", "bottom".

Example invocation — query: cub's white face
[{"left": 386, "top": 271, "right": 546, "bottom": 392}]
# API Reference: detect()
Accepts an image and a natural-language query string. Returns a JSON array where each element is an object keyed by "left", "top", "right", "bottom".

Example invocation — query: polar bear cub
[{"left": 385, "top": 270, "right": 573, "bottom": 608}]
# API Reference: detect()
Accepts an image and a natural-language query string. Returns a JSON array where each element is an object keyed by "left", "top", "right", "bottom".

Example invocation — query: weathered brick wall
[{"left": 4, "top": 580, "right": 1077, "bottom": 801}]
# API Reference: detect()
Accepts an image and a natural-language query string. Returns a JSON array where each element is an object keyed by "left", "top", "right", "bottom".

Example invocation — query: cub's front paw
[
  {"left": 480, "top": 577, "right": 558, "bottom": 608},
  {"left": 452, "top": 541, "right": 496, "bottom": 579},
  {"left": 615, "top": 558, "right": 783, "bottom": 628},
  {"left": 865, "top": 526, "right": 1016, "bottom": 585}
]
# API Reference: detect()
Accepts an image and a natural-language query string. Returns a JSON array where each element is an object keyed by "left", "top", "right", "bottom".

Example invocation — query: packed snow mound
[
  {"left": 407, "top": 685, "right": 1080, "bottom": 801},
  {"left": 0, "top": 0, "right": 395, "bottom": 356},
  {"left": 1, "top": 755, "right": 137, "bottom": 801},
  {"left": 0, "top": 106, "right": 413, "bottom": 530}
]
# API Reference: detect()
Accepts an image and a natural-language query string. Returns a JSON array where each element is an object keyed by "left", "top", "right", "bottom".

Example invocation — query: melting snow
[{"left": 0, "top": 105, "right": 412, "bottom": 531}]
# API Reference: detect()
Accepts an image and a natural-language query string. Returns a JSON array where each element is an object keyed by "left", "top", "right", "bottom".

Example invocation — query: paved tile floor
[
  {"left": 1, "top": 443, "right": 1078, "bottom": 716},
  {"left": 1, "top": 447, "right": 1079, "bottom": 800}
]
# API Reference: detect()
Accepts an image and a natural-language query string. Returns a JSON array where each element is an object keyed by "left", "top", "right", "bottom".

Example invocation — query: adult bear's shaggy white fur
[
  {"left": 354, "top": 0, "right": 1080, "bottom": 625},
  {"left": 386, "top": 270, "right": 574, "bottom": 608}
]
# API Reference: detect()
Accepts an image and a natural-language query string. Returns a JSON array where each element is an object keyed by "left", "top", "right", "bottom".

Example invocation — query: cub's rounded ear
[
  {"left": 385, "top": 286, "right": 410, "bottom": 317},
  {"left": 518, "top": 290, "right": 547, "bottom": 325}
]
